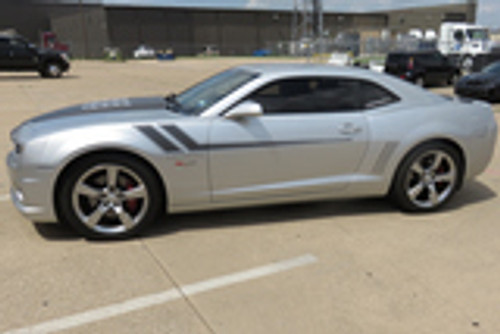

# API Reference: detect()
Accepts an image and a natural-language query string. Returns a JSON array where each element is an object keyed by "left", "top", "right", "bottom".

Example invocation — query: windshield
[
  {"left": 175, "top": 68, "right": 259, "bottom": 115},
  {"left": 483, "top": 62, "right": 500, "bottom": 74},
  {"left": 466, "top": 29, "right": 489, "bottom": 41}
]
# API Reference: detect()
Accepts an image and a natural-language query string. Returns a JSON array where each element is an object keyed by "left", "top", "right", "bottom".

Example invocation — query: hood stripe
[{"left": 162, "top": 125, "right": 201, "bottom": 150}]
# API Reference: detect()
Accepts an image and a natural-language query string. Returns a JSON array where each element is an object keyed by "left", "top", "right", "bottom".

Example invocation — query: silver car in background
[{"left": 7, "top": 64, "right": 498, "bottom": 239}]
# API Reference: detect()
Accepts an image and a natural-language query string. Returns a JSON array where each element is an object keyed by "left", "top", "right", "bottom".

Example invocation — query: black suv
[
  {"left": 0, "top": 34, "right": 70, "bottom": 78},
  {"left": 385, "top": 51, "right": 460, "bottom": 87}
]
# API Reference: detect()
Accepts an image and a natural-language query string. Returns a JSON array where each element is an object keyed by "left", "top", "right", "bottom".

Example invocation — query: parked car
[
  {"left": 455, "top": 61, "right": 500, "bottom": 102},
  {"left": 385, "top": 50, "right": 461, "bottom": 87},
  {"left": 253, "top": 49, "right": 271, "bottom": 57},
  {"left": 133, "top": 45, "right": 156, "bottom": 59},
  {"left": 328, "top": 52, "right": 354, "bottom": 67},
  {"left": 368, "top": 59, "right": 385, "bottom": 73},
  {"left": 199, "top": 45, "right": 220, "bottom": 57},
  {"left": 0, "top": 33, "right": 70, "bottom": 78},
  {"left": 7, "top": 65, "right": 497, "bottom": 239}
]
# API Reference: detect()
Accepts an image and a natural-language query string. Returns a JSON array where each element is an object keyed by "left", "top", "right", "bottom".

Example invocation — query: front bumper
[
  {"left": 61, "top": 61, "right": 70, "bottom": 73},
  {"left": 455, "top": 86, "right": 494, "bottom": 101},
  {"left": 7, "top": 151, "right": 58, "bottom": 222}
]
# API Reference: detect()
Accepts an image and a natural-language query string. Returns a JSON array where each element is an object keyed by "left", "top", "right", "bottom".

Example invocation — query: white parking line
[
  {"left": 3, "top": 254, "right": 318, "bottom": 334},
  {"left": 0, "top": 194, "right": 9, "bottom": 202}
]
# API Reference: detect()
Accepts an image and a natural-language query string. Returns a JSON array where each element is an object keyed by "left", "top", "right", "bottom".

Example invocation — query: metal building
[{"left": 0, "top": 1, "right": 477, "bottom": 58}]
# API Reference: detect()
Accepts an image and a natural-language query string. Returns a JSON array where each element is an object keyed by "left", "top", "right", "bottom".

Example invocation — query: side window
[
  {"left": 248, "top": 77, "right": 361, "bottom": 114},
  {"left": 249, "top": 78, "right": 316, "bottom": 113},
  {"left": 416, "top": 54, "right": 430, "bottom": 66},
  {"left": 419, "top": 53, "right": 441, "bottom": 66},
  {"left": 9, "top": 38, "right": 26, "bottom": 49},
  {"left": 431, "top": 53, "right": 444, "bottom": 64},
  {"left": 359, "top": 81, "right": 400, "bottom": 109}
]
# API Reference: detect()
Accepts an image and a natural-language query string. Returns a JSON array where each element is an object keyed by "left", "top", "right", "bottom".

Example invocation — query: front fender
[{"left": 40, "top": 124, "right": 210, "bottom": 211}]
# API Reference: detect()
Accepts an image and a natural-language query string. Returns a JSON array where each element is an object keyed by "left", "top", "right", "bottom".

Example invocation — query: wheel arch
[
  {"left": 39, "top": 56, "right": 63, "bottom": 67},
  {"left": 53, "top": 148, "right": 168, "bottom": 219},
  {"left": 391, "top": 137, "right": 467, "bottom": 192}
]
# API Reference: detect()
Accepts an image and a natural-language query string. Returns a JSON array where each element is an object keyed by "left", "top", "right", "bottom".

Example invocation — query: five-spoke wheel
[
  {"left": 57, "top": 154, "right": 163, "bottom": 239},
  {"left": 391, "top": 143, "right": 462, "bottom": 211}
]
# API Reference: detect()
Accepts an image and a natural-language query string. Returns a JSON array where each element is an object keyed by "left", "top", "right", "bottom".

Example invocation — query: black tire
[
  {"left": 461, "top": 55, "right": 474, "bottom": 74},
  {"left": 390, "top": 142, "right": 462, "bottom": 212},
  {"left": 41, "top": 62, "right": 63, "bottom": 78},
  {"left": 56, "top": 153, "right": 164, "bottom": 239},
  {"left": 414, "top": 76, "right": 425, "bottom": 87},
  {"left": 488, "top": 87, "right": 500, "bottom": 103},
  {"left": 448, "top": 72, "right": 460, "bottom": 86}
]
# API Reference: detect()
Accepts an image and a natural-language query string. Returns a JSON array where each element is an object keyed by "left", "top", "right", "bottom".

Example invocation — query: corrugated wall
[
  {"left": 0, "top": 4, "right": 51, "bottom": 43},
  {"left": 386, "top": 4, "right": 477, "bottom": 34},
  {"left": 50, "top": 5, "right": 109, "bottom": 58},
  {"left": 106, "top": 8, "right": 295, "bottom": 56},
  {"left": 105, "top": 7, "right": 387, "bottom": 57}
]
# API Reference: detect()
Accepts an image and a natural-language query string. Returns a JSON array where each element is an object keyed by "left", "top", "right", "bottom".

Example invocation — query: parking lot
[{"left": 1, "top": 58, "right": 499, "bottom": 334}]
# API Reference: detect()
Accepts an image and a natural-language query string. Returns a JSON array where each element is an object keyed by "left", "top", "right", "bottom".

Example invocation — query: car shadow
[{"left": 33, "top": 180, "right": 497, "bottom": 241}]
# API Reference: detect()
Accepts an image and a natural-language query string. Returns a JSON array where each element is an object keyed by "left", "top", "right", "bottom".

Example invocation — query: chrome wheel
[
  {"left": 404, "top": 150, "right": 457, "bottom": 209},
  {"left": 71, "top": 164, "right": 149, "bottom": 236},
  {"left": 415, "top": 77, "right": 424, "bottom": 87},
  {"left": 47, "top": 63, "right": 62, "bottom": 78}
]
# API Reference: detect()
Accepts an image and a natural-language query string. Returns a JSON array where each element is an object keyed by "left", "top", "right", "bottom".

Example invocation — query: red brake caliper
[
  {"left": 125, "top": 180, "right": 139, "bottom": 214},
  {"left": 436, "top": 163, "right": 446, "bottom": 187}
]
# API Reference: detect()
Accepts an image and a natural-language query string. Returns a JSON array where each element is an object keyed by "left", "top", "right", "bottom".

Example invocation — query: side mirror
[{"left": 225, "top": 100, "right": 263, "bottom": 120}]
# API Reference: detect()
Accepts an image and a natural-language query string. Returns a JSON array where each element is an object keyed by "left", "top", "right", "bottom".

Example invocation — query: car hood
[{"left": 11, "top": 96, "right": 183, "bottom": 143}]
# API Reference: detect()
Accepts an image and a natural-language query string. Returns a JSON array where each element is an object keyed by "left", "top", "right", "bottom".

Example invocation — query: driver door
[{"left": 208, "top": 77, "right": 373, "bottom": 203}]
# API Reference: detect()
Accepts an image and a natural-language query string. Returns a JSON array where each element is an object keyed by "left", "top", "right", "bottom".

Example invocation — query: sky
[{"left": 45, "top": 0, "right": 500, "bottom": 28}]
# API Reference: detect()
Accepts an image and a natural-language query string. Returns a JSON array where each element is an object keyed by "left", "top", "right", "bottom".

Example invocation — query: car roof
[
  {"left": 236, "top": 63, "right": 405, "bottom": 86},
  {"left": 237, "top": 63, "right": 376, "bottom": 78}
]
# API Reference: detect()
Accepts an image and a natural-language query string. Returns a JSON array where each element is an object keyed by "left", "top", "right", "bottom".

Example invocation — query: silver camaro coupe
[{"left": 7, "top": 64, "right": 498, "bottom": 238}]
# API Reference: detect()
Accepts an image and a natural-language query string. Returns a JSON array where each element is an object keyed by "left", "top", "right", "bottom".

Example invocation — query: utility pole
[
  {"left": 291, "top": 0, "right": 299, "bottom": 42},
  {"left": 291, "top": 0, "right": 323, "bottom": 58},
  {"left": 313, "top": 0, "right": 324, "bottom": 54},
  {"left": 79, "top": 0, "right": 90, "bottom": 58}
]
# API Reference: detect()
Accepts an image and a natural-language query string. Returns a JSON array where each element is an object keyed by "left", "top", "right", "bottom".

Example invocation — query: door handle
[{"left": 339, "top": 123, "right": 362, "bottom": 135}]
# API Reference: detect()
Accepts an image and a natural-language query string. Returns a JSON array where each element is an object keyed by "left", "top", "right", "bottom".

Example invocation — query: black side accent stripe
[
  {"left": 209, "top": 138, "right": 351, "bottom": 150},
  {"left": 162, "top": 125, "right": 351, "bottom": 151},
  {"left": 137, "top": 126, "right": 180, "bottom": 152}
]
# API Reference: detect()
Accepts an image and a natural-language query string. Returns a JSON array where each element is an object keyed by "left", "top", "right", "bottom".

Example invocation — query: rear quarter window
[{"left": 358, "top": 81, "right": 400, "bottom": 109}]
